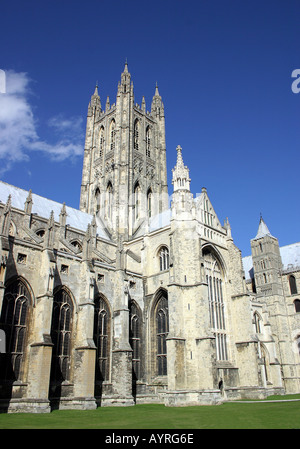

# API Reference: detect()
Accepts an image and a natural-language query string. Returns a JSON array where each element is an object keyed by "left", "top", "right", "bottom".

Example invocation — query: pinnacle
[
  {"left": 93, "top": 83, "right": 99, "bottom": 97},
  {"left": 176, "top": 145, "right": 184, "bottom": 167}
]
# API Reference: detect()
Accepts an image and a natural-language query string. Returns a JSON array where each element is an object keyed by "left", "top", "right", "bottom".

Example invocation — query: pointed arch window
[
  {"left": 134, "top": 183, "right": 141, "bottom": 221},
  {"left": 147, "top": 189, "right": 152, "bottom": 218},
  {"left": 155, "top": 294, "right": 169, "bottom": 376},
  {"left": 105, "top": 183, "right": 113, "bottom": 220},
  {"left": 297, "top": 335, "right": 300, "bottom": 356},
  {"left": 159, "top": 246, "right": 169, "bottom": 271},
  {"left": 95, "top": 188, "right": 101, "bottom": 215},
  {"left": 129, "top": 301, "right": 142, "bottom": 380},
  {"left": 50, "top": 288, "right": 73, "bottom": 382},
  {"left": 110, "top": 120, "right": 116, "bottom": 151},
  {"left": 289, "top": 275, "right": 297, "bottom": 295},
  {"left": 204, "top": 249, "right": 228, "bottom": 361},
  {"left": 146, "top": 126, "right": 151, "bottom": 157},
  {"left": 254, "top": 312, "right": 262, "bottom": 333},
  {"left": 94, "top": 295, "right": 110, "bottom": 382},
  {"left": 294, "top": 299, "right": 300, "bottom": 313},
  {"left": 0, "top": 278, "right": 31, "bottom": 381},
  {"left": 134, "top": 119, "right": 139, "bottom": 150}
]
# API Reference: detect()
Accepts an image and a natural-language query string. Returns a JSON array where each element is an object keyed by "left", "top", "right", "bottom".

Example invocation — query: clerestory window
[{"left": 159, "top": 246, "right": 169, "bottom": 271}]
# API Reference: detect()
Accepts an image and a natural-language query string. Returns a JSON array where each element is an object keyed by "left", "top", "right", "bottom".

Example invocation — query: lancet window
[
  {"left": 94, "top": 295, "right": 110, "bottom": 382},
  {"left": 159, "top": 246, "right": 169, "bottom": 271},
  {"left": 50, "top": 288, "right": 73, "bottom": 382},
  {"left": 155, "top": 293, "right": 168, "bottom": 376},
  {"left": 289, "top": 275, "right": 297, "bottom": 295},
  {"left": 146, "top": 126, "right": 151, "bottom": 157},
  {"left": 129, "top": 301, "right": 141, "bottom": 380},
  {"left": 110, "top": 120, "right": 116, "bottom": 151},
  {"left": 134, "top": 120, "right": 139, "bottom": 150}
]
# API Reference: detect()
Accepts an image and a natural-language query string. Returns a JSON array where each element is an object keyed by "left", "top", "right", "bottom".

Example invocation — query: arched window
[
  {"left": 110, "top": 120, "right": 116, "bottom": 151},
  {"left": 204, "top": 248, "right": 228, "bottom": 361},
  {"left": 70, "top": 240, "right": 82, "bottom": 252},
  {"left": 294, "top": 299, "right": 300, "bottom": 313},
  {"left": 154, "top": 293, "right": 169, "bottom": 376},
  {"left": 105, "top": 183, "right": 113, "bottom": 220},
  {"left": 254, "top": 312, "right": 262, "bottom": 333},
  {"left": 147, "top": 189, "right": 152, "bottom": 218},
  {"left": 146, "top": 126, "right": 151, "bottom": 157},
  {"left": 99, "top": 127, "right": 104, "bottom": 158},
  {"left": 94, "top": 295, "right": 110, "bottom": 384},
  {"left": 95, "top": 188, "right": 101, "bottom": 215},
  {"left": 289, "top": 275, "right": 297, "bottom": 295},
  {"left": 50, "top": 288, "right": 73, "bottom": 382},
  {"left": 297, "top": 335, "right": 300, "bottom": 356},
  {"left": 134, "top": 120, "right": 139, "bottom": 150},
  {"left": 159, "top": 246, "right": 169, "bottom": 271},
  {"left": 0, "top": 278, "right": 31, "bottom": 381},
  {"left": 129, "top": 301, "right": 141, "bottom": 380},
  {"left": 134, "top": 183, "right": 140, "bottom": 221}
]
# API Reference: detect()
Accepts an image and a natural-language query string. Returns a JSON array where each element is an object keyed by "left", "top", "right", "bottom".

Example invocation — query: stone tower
[
  {"left": 79, "top": 63, "right": 168, "bottom": 240},
  {"left": 251, "top": 217, "right": 300, "bottom": 393},
  {"left": 250, "top": 216, "right": 283, "bottom": 297}
]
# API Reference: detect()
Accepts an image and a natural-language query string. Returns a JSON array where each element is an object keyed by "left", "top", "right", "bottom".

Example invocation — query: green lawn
[{"left": 0, "top": 396, "right": 300, "bottom": 429}]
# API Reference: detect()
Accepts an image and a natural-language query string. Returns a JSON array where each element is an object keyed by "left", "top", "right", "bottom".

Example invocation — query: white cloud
[{"left": 0, "top": 70, "right": 84, "bottom": 174}]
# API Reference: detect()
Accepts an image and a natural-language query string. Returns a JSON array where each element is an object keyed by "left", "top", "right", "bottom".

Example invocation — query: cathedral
[{"left": 0, "top": 64, "right": 299, "bottom": 413}]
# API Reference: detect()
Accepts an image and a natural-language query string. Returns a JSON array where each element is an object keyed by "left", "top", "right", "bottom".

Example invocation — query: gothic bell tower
[{"left": 79, "top": 63, "right": 168, "bottom": 240}]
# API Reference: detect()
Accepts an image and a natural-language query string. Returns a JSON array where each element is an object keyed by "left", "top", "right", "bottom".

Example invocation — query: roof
[
  {"left": 149, "top": 208, "right": 171, "bottom": 232},
  {"left": 243, "top": 242, "right": 300, "bottom": 280},
  {"left": 0, "top": 180, "right": 111, "bottom": 241},
  {"left": 252, "top": 217, "right": 274, "bottom": 240}
]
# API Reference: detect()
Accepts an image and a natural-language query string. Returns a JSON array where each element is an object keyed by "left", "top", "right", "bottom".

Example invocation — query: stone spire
[
  {"left": 254, "top": 215, "right": 274, "bottom": 240},
  {"left": 88, "top": 83, "right": 101, "bottom": 115},
  {"left": 151, "top": 82, "right": 164, "bottom": 117},
  {"left": 172, "top": 145, "right": 191, "bottom": 192},
  {"left": 120, "top": 61, "right": 131, "bottom": 92}
]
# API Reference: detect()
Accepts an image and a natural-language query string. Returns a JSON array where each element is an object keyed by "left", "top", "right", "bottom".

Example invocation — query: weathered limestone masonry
[{"left": 0, "top": 64, "right": 299, "bottom": 412}]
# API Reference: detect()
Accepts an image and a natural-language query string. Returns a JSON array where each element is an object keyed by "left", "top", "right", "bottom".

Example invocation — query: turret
[
  {"left": 172, "top": 145, "right": 191, "bottom": 192},
  {"left": 171, "top": 146, "right": 194, "bottom": 219},
  {"left": 250, "top": 216, "right": 283, "bottom": 296}
]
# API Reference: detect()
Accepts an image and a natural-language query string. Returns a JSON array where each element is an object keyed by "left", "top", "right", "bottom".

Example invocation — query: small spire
[
  {"left": 24, "top": 189, "right": 33, "bottom": 215},
  {"left": 106, "top": 95, "right": 110, "bottom": 111},
  {"left": 254, "top": 215, "right": 274, "bottom": 239},
  {"left": 172, "top": 145, "right": 191, "bottom": 192},
  {"left": 124, "top": 59, "right": 128, "bottom": 72},
  {"left": 93, "top": 83, "right": 99, "bottom": 97},
  {"left": 151, "top": 81, "right": 163, "bottom": 117},
  {"left": 176, "top": 145, "right": 184, "bottom": 167},
  {"left": 88, "top": 81, "right": 101, "bottom": 114}
]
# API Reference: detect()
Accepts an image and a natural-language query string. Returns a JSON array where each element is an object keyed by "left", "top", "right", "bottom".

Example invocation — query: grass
[{"left": 0, "top": 395, "right": 300, "bottom": 429}]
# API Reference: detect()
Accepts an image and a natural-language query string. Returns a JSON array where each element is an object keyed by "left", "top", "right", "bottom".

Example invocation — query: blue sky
[{"left": 0, "top": 0, "right": 299, "bottom": 257}]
